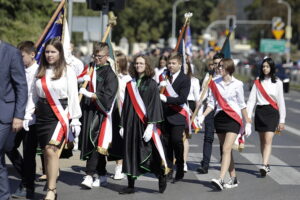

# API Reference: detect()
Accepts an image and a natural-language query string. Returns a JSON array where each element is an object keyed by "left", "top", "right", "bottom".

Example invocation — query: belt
[{"left": 38, "top": 98, "right": 68, "bottom": 104}]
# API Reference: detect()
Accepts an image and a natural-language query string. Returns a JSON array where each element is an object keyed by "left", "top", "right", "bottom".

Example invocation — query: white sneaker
[
  {"left": 114, "top": 165, "right": 125, "bottom": 180},
  {"left": 260, "top": 165, "right": 271, "bottom": 177},
  {"left": 100, "top": 176, "right": 108, "bottom": 187},
  {"left": 81, "top": 175, "right": 93, "bottom": 189},
  {"left": 92, "top": 178, "right": 100, "bottom": 187},
  {"left": 184, "top": 163, "right": 188, "bottom": 172},
  {"left": 211, "top": 178, "right": 224, "bottom": 190},
  {"left": 73, "top": 137, "right": 79, "bottom": 151},
  {"left": 224, "top": 177, "right": 239, "bottom": 189}
]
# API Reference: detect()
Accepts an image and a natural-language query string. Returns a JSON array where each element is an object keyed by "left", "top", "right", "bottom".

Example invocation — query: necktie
[{"left": 168, "top": 75, "right": 173, "bottom": 84}]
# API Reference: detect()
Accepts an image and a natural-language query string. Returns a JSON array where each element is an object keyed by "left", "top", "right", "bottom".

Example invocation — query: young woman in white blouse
[
  {"left": 199, "top": 58, "right": 251, "bottom": 190},
  {"left": 184, "top": 62, "right": 200, "bottom": 172},
  {"left": 154, "top": 55, "right": 168, "bottom": 83},
  {"left": 28, "top": 38, "right": 81, "bottom": 200},
  {"left": 247, "top": 57, "right": 286, "bottom": 177}
]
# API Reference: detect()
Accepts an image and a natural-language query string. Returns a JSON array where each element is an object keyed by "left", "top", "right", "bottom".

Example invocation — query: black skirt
[
  {"left": 35, "top": 98, "right": 68, "bottom": 148},
  {"left": 255, "top": 105, "right": 279, "bottom": 132},
  {"left": 214, "top": 111, "right": 240, "bottom": 134}
]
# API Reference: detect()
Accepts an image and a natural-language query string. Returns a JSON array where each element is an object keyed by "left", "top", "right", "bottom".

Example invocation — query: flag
[
  {"left": 185, "top": 25, "right": 192, "bottom": 56},
  {"left": 62, "top": 18, "right": 72, "bottom": 63},
  {"left": 178, "top": 38, "right": 187, "bottom": 74},
  {"left": 221, "top": 30, "right": 232, "bottom": 59},
  {"left": 35, "top": 6, "right": 65, "bottom": 62}
]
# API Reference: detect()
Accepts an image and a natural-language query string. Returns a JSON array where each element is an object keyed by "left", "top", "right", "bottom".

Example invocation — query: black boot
[
  {"left": 158, "top": 175, "right": 167, "bottom": 193},
  {"left": 119, "top": 176, "right": 135, "bottom": 194}
]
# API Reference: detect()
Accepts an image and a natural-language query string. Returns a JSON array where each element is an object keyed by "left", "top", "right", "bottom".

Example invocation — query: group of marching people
[{"left": 3, "top": 37, "right": 286, "bottom": 200}]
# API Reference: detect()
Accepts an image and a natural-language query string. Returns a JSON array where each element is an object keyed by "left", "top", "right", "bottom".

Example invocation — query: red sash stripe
[
  {"left": 77, "top": 64, "right": 89, "bottom": 79},
  {"left": 41, "top": 76, "right": 67, "bottom": 139},
  {"left": 209, "top": 80, "right": 243, "bottom": 126},
  {"left": 254, "top": 80, "right": 279, "bottom": 110}
]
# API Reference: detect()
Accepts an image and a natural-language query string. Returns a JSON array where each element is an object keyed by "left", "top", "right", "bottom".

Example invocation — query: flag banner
[
  {"left": 221, "top": 29, "right": 232, "bottom": 59},
  {"left": 35, "top": 7, "right": 64, "bottom": 63},
  {"left": 185, "top": 25, "right": 192, "bottom": 56},
  {"left": 178, "top": 38, "right": 187, "bottom": 74}
]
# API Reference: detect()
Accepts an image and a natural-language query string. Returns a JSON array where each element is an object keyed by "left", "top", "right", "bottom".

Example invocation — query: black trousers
[
  {"left": 86, "top": 150, "right": 107, "bottom": 176},
  {"left": 6, "top": 125, "right": 37, "bottom": 191},
  {"left": 164, "top": 122, "right": 185, "bottom": 173}
]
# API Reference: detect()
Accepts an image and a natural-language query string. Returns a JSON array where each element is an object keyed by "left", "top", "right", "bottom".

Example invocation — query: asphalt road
[{"left": 7, "top": 90, "right": 300, "bottom": 200}]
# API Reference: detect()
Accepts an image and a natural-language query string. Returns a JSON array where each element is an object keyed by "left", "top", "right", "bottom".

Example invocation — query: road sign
[
  {"left": 272, "top": 17, "right": 285, "bottom": 40},
  {"left": 259, "top": 39, "right": 286, "bottom": 53},
  {"left": 272, "top": 30, "right": 285, "bottom": 40}
]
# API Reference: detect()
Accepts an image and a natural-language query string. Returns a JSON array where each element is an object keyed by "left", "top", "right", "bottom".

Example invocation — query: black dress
[{"left": 121, "top": 77, "right": 165, "bottom": 178}]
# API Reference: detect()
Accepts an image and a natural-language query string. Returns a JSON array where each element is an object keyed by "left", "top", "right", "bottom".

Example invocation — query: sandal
[{"left": 44, "top": 188, "right": 57, "bottom": 200}]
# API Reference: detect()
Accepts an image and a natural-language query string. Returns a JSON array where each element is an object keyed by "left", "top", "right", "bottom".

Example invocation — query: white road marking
[
  {"left": 241, "top": 153, "right": 300, "bottom": 185},
  {"left": 287, "top": 107, "right": 300, "bottom": 114},
  {"left": 284, "top": 125, "right": 300, "bottom": 137}
]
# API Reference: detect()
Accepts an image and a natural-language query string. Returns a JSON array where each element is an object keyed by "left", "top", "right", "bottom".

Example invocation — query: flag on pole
[
  {"left": 35, "top": 6, "right": 65, "bottom": 62},
  {"left": 221, "top": 30, "right": 232, "bottom": 59},
  {"left": 185, "top": 25, "right": 192, "bottom": 56},
  {"left": 178, "top": 38, "right": 187, "bottom": 74}
]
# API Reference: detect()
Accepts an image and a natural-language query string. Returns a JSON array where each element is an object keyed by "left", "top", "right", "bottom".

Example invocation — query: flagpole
[{"left": 34, "top": 0, "right": 66, "bottom": 48}]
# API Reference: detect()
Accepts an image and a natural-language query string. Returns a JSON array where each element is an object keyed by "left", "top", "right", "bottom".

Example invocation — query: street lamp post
[
  {"left": 170, "top": 0, "right": 189, "bottom": 47},
  {"left": 278, "top": 0, "right": 292, "bottom": 63}
]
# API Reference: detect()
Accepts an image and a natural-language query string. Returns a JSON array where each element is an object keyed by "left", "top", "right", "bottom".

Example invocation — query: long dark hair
[
  {"left": 129, "top": 55, "right": 154, "bottom": 79},
  {"left": 259, "top": 57, "right": 277, "bottom": 83},
  {"left": 36, "top": 38, "right": 66, "bottom": 80}
]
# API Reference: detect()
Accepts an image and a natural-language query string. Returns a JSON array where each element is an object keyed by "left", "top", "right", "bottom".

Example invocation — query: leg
[
  {"left": 219, "top": 132, "right": 237, "bottom": 179},
  {"left": 114, "top": 160, "right": 124, "bottom": 180},
  {"left": 44, "top": 145, "right": 59, "bottom": 200},
  {"left": 259, "top": 131, "right": 274, "bottom": 165},
  {"left": 170, "top": 125, "right": 185, "bottom": 181},
  {"left": 97, "top": 154, "right": 108, "bottom": 186},
  {"left": 183, "top": 137, "right": 189, "bottom": 172},
  {"left": 119, "top": 176, "right": 135, "bottom": 194},
  {"left": 0, "top": 123, "right": 15, "bottom": 200}
]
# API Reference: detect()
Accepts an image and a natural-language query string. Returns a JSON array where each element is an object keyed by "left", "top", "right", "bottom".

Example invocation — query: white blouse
[
  {"left": 187, "top": 76, "right": 200, "bottom": 101},
  {"left": 247, "top": 77, "right": 286, "bottom": 123},
  {"left": 27, "top": 66, "right": 82, "bottom": 121},
  {"left": 207, "top": 76, "right": 247, "bottom": 118},
  {"left": 118, "top": 73, "right": 132, "bottom": 102}
]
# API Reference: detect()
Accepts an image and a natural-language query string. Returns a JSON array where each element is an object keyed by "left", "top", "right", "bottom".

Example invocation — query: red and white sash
[
  {"left": 77, "top": 64, "right": 89, "bottom": 79},
  {"left": 209, "top": 80, "right": 245, "bottom": 151},
  {"left": 96, "top": 98, "right": 115, "bottom": 155},
  {"left": 41, "top": 76, "right": 74, "bottom": 145},
  {"left": 126, "top": 80, "right": 168, "bottom": 171},
  {"left": 163, "top": 80, "right": 192, "bottom": 134},
  {"left": 254, "top": 80, "right": 279, "bottom": 110}
]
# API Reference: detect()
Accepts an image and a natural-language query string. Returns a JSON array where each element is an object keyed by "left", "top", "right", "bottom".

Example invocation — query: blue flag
[{"left": 35, "top": 7, "right": 64, "bottom": 63}]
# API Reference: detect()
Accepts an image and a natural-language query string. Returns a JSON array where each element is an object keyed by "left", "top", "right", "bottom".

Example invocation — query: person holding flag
[
  {"left": 119, "top": 55, "right": 167, "bottom": 194},
  {"left": 25, "top": 38, "right": 82, "bottom": 200},
  {"left": 246, "top": 57, "right": 286, "bottom": 177},
  {"left": 79, "top": 42, "right": 119, "bottom": 189},
  {"left": 198, "top": 58, "right": 251, "bottom": 190},
  {"left": 159, "top": 52, "right": 191, "bottom": 183}
]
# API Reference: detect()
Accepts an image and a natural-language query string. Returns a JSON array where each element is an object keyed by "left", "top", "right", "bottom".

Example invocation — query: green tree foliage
[{"left": 0, "top": 0, "right": 56, "bottom": 46}]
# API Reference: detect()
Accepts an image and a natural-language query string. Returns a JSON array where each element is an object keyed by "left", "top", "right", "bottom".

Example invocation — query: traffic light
[
  {"left": 86, "top": 0, "right": 126, "bottom": 11},
  {"left": 226, "top": 15, "right": 236, "bottom": 30}
]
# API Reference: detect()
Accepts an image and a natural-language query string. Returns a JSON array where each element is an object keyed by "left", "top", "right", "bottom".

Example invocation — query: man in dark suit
[
  {"left": 160, "top": 52, "right": 191, "bottom": 183},
  {"left": 0, "top": 40, "right": 27, "bottom": 200}
]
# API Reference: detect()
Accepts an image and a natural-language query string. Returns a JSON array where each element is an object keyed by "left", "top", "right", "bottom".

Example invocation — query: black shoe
[
  {"left": 12, "top": 186, "right": 26, "bottom": 199},
  {"left": 119, "top": 187, "right": 135, "bottom": 194},
  {"left": 158, "top": 175, "right": 167, "bottom": 193},
  {"left": 173, "top": 170, "right": 184, "bottom": 183},
  {"left": 197, "top": 166, "right": 208, "bottom": 174},
  {"left": 166, "top": 172, "right": 173, "bottom": 182}
]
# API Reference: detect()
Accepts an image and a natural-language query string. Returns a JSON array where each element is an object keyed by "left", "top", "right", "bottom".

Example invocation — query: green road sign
[{"left": 259, "top": 39, "right": 286, "bottom": 53}]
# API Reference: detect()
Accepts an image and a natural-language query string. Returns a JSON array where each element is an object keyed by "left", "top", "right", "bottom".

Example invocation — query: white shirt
[
  {"left": 171, "top": 70, "right": 181, "bottom": 83},
  {"left": 247, "top": 77, "right": 286, "bottom": 123},
  {"left": 118, "top": 73, "right": 132, "bottom": 102},
  {"left": 188, "top": 76, "right": 200, "bottom": 101},
  {"left": 67, "top": 55, "right": 84, "bottom": 76},
  {"left": 24, "top": 62, "right": 39, "bottom": 124},
  {"left": 27, "top": 66, "right": 82, "bottom": 121},
  {"left": 154, "top": 67, "right": 166, "bottom": 83},
  {"left": 207, "top": 76, "right": 246, "bottom": 118}
]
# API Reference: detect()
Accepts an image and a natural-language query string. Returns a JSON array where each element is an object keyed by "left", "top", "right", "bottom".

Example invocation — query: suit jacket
[
  {"left": 0, "top": 41, "right": 27, "bottom": 123},
  {"left": 163, "top": 70, "right": 191, "bottom": 125}
]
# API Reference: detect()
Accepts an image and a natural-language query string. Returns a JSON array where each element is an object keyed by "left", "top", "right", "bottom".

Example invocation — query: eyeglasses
[
  {"left": 93, "top": 54, "right": 107, "bottom": 59},
  {"left": 218, "top": 64, "right": 224, "bottom": 69}
]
